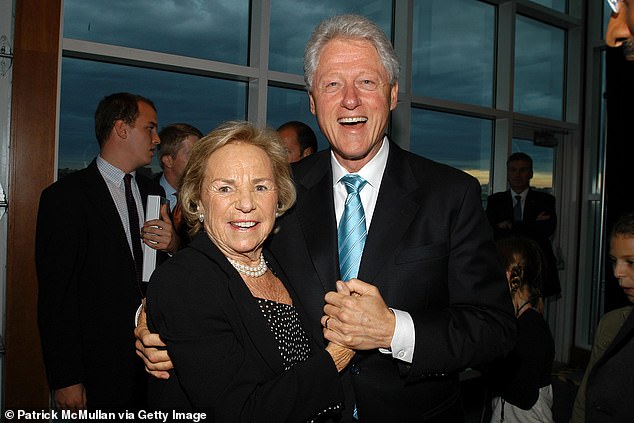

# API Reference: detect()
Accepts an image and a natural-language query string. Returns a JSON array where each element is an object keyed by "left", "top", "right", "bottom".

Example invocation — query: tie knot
[
  {"left": 515, "top": 195, "right": 521, "bottom": 202},
  {"left": 124, "top": 173, "right": 133, "bottom": 185},
  {"left": 341, "top": 174, "right": 367, "bottom": 194}
]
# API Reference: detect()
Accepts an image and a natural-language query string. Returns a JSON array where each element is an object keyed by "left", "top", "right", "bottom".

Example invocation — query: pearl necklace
[{"left": 227, "top": 254, "right": 268, "bottom": 278}]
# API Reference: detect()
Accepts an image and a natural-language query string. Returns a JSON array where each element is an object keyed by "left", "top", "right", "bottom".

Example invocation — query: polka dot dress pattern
[{"left": 256, "top": 298, "right": 311, "bottom": 370}]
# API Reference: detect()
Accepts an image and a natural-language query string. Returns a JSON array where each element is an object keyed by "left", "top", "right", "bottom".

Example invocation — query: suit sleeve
[
  {"left": 36, "top": 185, "right": 86, "bottom": 389},
  {"left": 147, "top": 261, "right": 345, "bottom": 422},
  {"left": 407, "top": 177, "right": 517, "bottom": 379}
]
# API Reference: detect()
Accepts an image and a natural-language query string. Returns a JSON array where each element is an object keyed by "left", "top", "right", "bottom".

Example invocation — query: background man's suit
[
  {"left": 486, "top": 189, "right": 561, "bottom": 298},
  {"left": 36, "top": 160, "right": 164, "bottom": 408},
  {"left": 268, "top": 142, "right": 516, "bottom": 422}
]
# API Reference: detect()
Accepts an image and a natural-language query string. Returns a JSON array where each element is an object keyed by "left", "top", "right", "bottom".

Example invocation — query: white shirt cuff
[
  {"left": 379, "top": 308, "right": 414, "bottom": 363},
  {"left": 134, "top": 303, "right": 143, "bottom": 327}
]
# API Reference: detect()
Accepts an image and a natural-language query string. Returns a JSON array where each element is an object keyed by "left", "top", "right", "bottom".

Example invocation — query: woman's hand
[{"left": 325, "top": 342, "right": 355, "bottom": 372}]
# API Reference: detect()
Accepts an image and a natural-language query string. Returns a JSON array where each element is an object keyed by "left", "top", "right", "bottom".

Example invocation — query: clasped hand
[{"left": 321, "top": 279, "right": 395, "bottom": 350}]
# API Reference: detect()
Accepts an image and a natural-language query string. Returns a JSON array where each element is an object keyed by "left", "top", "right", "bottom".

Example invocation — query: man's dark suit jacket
[
  {"left": 146, "top": 233, "right": 346, "bottom": 422},
  {"left": 585, "top": 306, "right": 634, "bottom": 422},
  {"left": 267, "top": 142, "right": 517, "bottom": 422},
  {"left": 486, "top": 188, "right": 561, "bottom": 298},
  {"left": 36, "top": 159, "right": 164, "bottom": 409}
]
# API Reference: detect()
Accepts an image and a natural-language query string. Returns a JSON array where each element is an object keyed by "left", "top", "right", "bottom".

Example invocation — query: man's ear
[
  {"left": 114, "top": 120, "right": 128, "bottom": 139},
  {"left": 308, "top": 92, "right": 317, "bottom": 115},
  {"left": 161, "top": 154, "right": 174, "bottom": 169},
  {"left": 389, "top": 81, "right": 399, "bottom": 111},
  {"left": 301, "top": 147, "right": 314, "bottom": 158}
]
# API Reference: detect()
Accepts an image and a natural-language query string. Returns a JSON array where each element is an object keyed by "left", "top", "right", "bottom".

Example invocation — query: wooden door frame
[{"left": 5, "top": 0, "right": 61, "bottom": 408}]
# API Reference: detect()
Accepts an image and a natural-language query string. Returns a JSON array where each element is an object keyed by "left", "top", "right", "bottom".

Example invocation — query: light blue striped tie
[{"left": 338, "top": 174, "right": 368, "bottom": 281}]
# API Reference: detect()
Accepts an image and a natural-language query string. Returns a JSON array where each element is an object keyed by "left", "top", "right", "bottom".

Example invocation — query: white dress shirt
[
  {"left": 331, "top": 137, "right": 415, "bottom": 363},
  {"left": 96, "top": 155, "right": 143, "bottom": 258}
]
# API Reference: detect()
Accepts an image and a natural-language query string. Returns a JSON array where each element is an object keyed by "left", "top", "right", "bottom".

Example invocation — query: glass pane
[
  {"left": 59, "top": 58, "right": 246, "bottom": 177},
  {"left": 266, "top": 86, "right": 329, "bottom": 152},
  {"left": 412, "top": 0, "right": 495, "bottom": 107},
  {"left": 514, "top": 16, "right": 565, "bottom": 120},
  {"left": 511, "top": 138, "right": 555, "bottom": 192},
  {"left": 410, "top": 108, "right": 492, "bottom": 201},
  {"left": 529, "top": 0, "right": 566, "bottom": 13},
  {"left": 63, "top": 0, "right": 249, "bottom": 65},
  {"left": 269, "top": 0, "right": 393, "bottom": 75}
]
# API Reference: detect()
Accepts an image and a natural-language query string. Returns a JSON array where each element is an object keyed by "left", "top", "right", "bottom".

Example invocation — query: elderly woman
[
  {"left": 146, "top": 121, "right": 352, "bottom": 421},
  {"left": 487, "top": 236, "right": 555, "bottom": 423}
]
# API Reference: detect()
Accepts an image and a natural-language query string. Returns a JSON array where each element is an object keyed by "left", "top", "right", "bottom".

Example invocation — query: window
[
  {"left": 59, "top": 58, "right": 246, "bottom": 175},
  {"left": 409, "top": 108, "right": 492, "bottom": 198},
  {"left": 266, "top": 86, "right": 328, "bottom": 151},
  {"left": 514, "top": 15, "right": 565, "bottom": 120},
  {"left": 412, "top": 0, "right": 495, "bottom": 107},
  {"left": 529, "top": 0, "right": 566, "bottom": 13},
  {"left": 63, "top": 0, "right": 249, "bottom": 65},
  {"left": 269, "top": 0, "right": 392, "bottom": 75}
]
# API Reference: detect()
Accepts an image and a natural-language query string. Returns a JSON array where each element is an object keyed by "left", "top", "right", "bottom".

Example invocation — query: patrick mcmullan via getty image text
[{"left": 4, "top": 409, "right": 207, "bottom": 422}]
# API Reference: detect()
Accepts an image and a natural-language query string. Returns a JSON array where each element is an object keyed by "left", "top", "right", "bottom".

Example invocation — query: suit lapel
[
  {"left": 296, "top": 153, "right": 339, "bottom": 293},
  {"left": 523, "top": 189, "right": 537, "bottom": 221},
  {"left": 190, "top": 234, "right": 285, "bottom": 374},
  {"left": 359, "top": 143, "right": 420, "bottom": 290},
  {"left": 83, "top": 161, "right": 134, "bottom": 264}
]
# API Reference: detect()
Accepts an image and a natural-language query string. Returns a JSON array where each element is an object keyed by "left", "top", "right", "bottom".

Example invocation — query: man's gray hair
[{"left": 304, "top": 14, "right": 400, "bottom": 91}]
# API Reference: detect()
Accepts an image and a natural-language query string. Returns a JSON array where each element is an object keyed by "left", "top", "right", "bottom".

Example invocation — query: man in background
[
  {"left": 486, "top": 152, "right": 561, "bottom": 299},
  {"left": 37, "top": 92, "right": 178, "bottom": 411},
  {"left": 156, "top": 123, "right": 203, "bottom": 211},
  {"left": 277, "top": 120, "right": 318, "bottom": 163}
]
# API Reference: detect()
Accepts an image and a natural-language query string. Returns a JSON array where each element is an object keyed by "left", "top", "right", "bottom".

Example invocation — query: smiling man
[
  {"left": 270, "top": 15, "right": 516, "bottom": 422},
  {"left": 36, "top": 92, "right": 178, "bottom": 411}
]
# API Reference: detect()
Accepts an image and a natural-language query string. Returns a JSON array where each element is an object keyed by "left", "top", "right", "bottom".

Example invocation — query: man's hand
[
  {"left": 54, "top": 383, "right": 86, "bottom": 411},
  {"left": 134, "top": 306, "right": 173, "bottom": 379},
  {"left": 536, "top": 211, "right": 551, "bottom": 221},
  {"left": 496, "top": 220, "right": 513, "bottom": 229},
  {"left": 142, "top": 203, "right": 180, "bottom": 254},
  {"left": 322, "top": 279, "right": 395, "bottom": 350}
]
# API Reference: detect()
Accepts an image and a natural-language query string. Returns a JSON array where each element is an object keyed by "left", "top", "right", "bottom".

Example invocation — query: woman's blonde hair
[{"left": 178, "top": 120, "right": 296, "bottom": 236}]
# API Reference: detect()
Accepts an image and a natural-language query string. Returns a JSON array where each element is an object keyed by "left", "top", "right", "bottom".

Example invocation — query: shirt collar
[
  {"left": 511, "top": 188, "right": 529, "bottom": 199},
  {"left": 96, "top": 155, "right": 135, "bottom": 185},
  {"left": 331, "top": 136, "right": 389, "bottom": 188},
  {"left": 160, "top": 173, "right": 177, "bottom": 196}
]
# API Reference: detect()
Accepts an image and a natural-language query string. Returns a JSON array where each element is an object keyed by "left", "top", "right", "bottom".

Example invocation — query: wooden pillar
[{"left": 6, "top": 0, "right": 61, "bottom": 408}]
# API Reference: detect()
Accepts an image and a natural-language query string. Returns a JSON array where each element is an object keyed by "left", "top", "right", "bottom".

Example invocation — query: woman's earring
[{"left": 198, "top": 213, "right": 204, "bottom": 222}]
